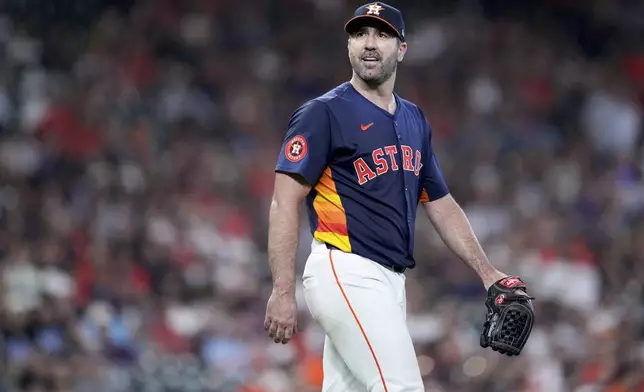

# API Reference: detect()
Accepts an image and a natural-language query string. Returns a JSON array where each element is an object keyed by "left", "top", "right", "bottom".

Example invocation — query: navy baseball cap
[{"left": 344, "top": 2, "right": 405, "bottom": 42}]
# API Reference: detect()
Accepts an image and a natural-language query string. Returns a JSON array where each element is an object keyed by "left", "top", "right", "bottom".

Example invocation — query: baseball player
[{"left": 264, "top": 2, "right": 532, "bottom": 391}]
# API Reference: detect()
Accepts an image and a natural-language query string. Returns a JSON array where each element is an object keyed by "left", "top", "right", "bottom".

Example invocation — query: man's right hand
[{"left": 264, "top": 288, "right": 298, "bottom": 344}]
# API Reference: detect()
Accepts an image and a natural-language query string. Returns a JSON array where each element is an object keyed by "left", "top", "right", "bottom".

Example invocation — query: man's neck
[{"left": 350, "top": 74, "right": 397, "bottom": 114}]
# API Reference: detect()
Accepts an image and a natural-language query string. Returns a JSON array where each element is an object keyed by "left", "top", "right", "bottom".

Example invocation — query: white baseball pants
[{"left": 302, "top": 239, "right": 424, "bottom": 392}]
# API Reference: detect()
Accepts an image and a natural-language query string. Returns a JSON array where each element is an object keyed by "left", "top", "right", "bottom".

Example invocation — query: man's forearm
[
  {"left": 267, "top": 199, "right": 300, "bottom": 294},
  {"left": 425, "top": 196, "right": 503, "bottom": 287}
]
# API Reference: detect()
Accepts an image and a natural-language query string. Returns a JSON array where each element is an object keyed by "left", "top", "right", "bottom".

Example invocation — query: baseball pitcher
[{"left": 264, "top": 2, "right": 535, "bottom": 391}]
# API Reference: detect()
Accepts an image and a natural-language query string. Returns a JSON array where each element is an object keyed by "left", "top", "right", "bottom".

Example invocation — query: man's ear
[{"left": 398, "top": 41, "right": 407, "bottom": 62}]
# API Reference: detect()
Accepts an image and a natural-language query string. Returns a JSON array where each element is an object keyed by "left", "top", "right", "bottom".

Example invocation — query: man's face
[{"left": 348, "top": 25, "right": 406, "bottom": 86}]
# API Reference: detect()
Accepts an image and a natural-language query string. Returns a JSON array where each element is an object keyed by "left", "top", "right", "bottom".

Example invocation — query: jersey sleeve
[
  {"left": 419, "top": 116, "right": 449, "bottom": 203},
  {"left": 275, "top": 99, "right": 332, "bottom": 186}
]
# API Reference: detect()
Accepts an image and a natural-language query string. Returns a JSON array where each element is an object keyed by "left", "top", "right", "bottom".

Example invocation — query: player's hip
[
  {"left": 303, "top": 239, "right": 406, "bottom": 295},
  {"left": 302, "top": 239, "right": 407, "bottom": 327}
]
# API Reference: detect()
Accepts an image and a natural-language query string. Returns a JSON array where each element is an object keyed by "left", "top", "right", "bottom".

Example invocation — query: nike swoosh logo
[{"left": 361, "top": 122, "right": 374, "bottom": 131}]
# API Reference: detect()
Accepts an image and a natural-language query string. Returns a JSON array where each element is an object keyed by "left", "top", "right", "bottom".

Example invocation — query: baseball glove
[{"left": 480, "top": 276, "right": 535, "bottom": 357}]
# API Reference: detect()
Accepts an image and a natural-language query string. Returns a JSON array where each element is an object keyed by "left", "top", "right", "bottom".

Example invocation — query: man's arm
[
  {"left": 423, "top": 194, "right": 506, "bottom": 289},
  {"left": 264, "top": 172, "right": 311, "bottom": 344},
  {"left": 267, "top": 172, "right": 311, "bottom": 294},
  {"left": 266, "top": 99, "right": 331, "bottom": 344}
]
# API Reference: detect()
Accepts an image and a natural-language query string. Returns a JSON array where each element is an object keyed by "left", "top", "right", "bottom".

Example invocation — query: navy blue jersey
[{"left": 275, "top": 82, "right": 449, "bottom": 270}]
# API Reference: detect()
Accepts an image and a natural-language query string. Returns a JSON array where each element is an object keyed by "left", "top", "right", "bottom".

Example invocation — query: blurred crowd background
[{"left": 1, "top": 0, "right": 644, "bottom": 391}]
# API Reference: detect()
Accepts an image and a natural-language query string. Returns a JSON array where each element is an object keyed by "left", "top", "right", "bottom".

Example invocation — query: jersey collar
[{"left": 346, "top": 81, "right": 401, "bottom": 120}]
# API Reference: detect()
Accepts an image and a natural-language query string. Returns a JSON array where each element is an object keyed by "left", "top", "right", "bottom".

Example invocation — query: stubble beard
[{"left": 350, "top": 52, "right": 398, "bottom": 88}]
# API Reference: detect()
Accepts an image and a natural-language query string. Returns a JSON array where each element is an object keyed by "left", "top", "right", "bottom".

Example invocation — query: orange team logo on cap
[
  {"left": 366, "top": 3, "right": 384, "bottom": 15},
  {"left": 285, "top": 135, "right": 308, "bottom": 162}
]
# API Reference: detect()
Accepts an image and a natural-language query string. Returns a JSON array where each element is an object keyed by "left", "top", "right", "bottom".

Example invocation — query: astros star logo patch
[
  {"left": 285, "top": 135, "right": 308, "bottom": 162},
  {"left": 366, "top": 3, "right": 384, "bottom": 15}
]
